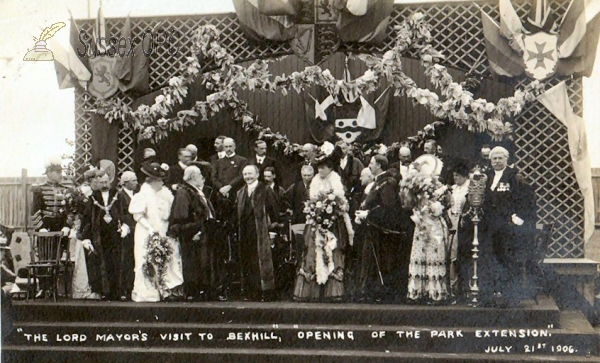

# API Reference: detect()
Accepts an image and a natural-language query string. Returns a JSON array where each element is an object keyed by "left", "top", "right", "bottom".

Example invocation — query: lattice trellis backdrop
[{"left": 73, "top": 0, "right": 584, "bottom": 258}]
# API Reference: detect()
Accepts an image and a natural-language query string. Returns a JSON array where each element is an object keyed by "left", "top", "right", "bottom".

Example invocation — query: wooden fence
[{"left": 0, "top": 170, "right": 45, "bottom": 231}]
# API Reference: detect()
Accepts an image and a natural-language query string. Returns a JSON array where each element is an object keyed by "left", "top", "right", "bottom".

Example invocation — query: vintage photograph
[{"left": 1, "top": 0, "right": 600, "bottom": 361}]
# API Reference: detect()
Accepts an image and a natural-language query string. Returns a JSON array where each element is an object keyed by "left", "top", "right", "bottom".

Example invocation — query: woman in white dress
[
  {"left": 405, "top": 154, "right": 450, "bottom": 304},
  {"left": 129, "top": 162, "right": 184, "bottom": 302}
]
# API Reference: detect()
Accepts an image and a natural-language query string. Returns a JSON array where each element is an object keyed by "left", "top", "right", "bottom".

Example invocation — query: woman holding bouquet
[
  {"left": 402, "top": 154, "right": 450, "bottom": 304},
  {"left": 294, "top": 142, "right": 354, "bottom": 302},
  {"left": 129, "top": 162, "right": 184, "bottom": 302}
]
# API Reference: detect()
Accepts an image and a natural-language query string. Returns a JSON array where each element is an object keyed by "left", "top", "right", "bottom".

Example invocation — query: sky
[{"left": 1, "top": 0, "right": 599, "bottom": 177}]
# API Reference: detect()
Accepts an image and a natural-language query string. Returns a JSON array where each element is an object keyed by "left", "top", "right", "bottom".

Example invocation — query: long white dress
[{"left": 129, "top": 183, "right": 184, "bottom": 302}]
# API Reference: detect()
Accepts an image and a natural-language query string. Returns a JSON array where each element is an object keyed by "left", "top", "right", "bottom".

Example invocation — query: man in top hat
[
  {"left": 356, "top": 154, "right": 412, "bottom": 302},
  {"left": 31, "top": 157, "right": 73, "bottom": 234},
  {"left": 168, "top": 164, "right": 217, "bottom": 301},
  {"left": 167, "top": 148, "right": 194, "bottom": 189},
  {"left": 114, "top": 171, "right": 138, "bottom": 300},
  {"left": 248, "top": 140, "right": 277, "bottom": 179},
  {"left": 80, "top": 171, "right": 126, "bottom": 300},
  {"left": 209, "top": 135, "right": 228, "bottom": 166},
  {"left": 480, "top": 146, "right": 537, "bottom": 307},
  {"left": 235, "top": 164, "right": 280, "bottom": 301}
]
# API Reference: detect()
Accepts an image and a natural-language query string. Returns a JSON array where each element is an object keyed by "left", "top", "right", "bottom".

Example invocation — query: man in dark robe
[
  {"left": 235, "top": 165, "right": 279, "bottom": 301},
  {"left": 114, "top": 171, "right": 137, "bottom": 301},
  {"left": 481, "top": 146, "right": 537, "bottom": 307},
  {"left": 81, "top": 171, "right": 124, "bottom": 300},
  {"left": 284, "top": 165, "right": 314, "bottom": 260},
  {"left": 356, "top": 155, "right": 413, "bottom": 302},
  {"left": 248, "top": 140, "right": 277, "bottom": 179},
  {"left": 335, "top": 141, "right": 364, "bottom": 200},
  {"left": 169, "top": 165, "right": 217, "bottom": 301}
]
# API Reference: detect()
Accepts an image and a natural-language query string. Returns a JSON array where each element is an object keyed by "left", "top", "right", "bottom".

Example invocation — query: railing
[
  {"left": 0, "top": 170, "right": 45, "bottom": 231},
  {"left": 593, "top": 168, "right": 600, "bottom": 228}
]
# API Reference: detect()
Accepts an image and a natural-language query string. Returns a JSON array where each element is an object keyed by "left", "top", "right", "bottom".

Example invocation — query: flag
[
  {"left": 556, "top": 1, "right": 600, "bottom": 77},
  {"left": 88, "top": 5, "right": 119, "bottom": 99},
  {"left": 255, "top": 0, "right": 300, "bottom": 16},
  {"left": 117, "top": 20, "right": 150, "bottom": 95},
  {"left": 538, "top": 81, "right": 594, "bottom": 245},
  {"left": 113, "top": 16, "right": 132, "bottom": 84},
  {"left": 334, "top": 0, "right": 394, "bottom": 44},
  {"left": 69, "top": 11, "right": 91, "bottom": 74},
  {"left": 233, "top": 0, "right": 296, "bottom": 42},
  {"left": 47, "top": 37, "right": 91, "bottom": 89},
  {"left": 480, "top": 10, "right": 524, "bottom": 77},
  {"left": 499, "top": 0, "right": 524, "bottom": 52},
  {"left": 558, "top": 0, "right": 586, "bottom": 58},
  {"left": 525, "top": 0, "right": 557, "bottom": 33}
]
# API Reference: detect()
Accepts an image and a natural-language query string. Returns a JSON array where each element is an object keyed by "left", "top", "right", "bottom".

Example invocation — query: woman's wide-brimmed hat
[
  {"left": 314, "top": 142, "right": 343, "bottom": 168},
  {"left": 141, "top": 162, "right": 170, "bottom": 180}
]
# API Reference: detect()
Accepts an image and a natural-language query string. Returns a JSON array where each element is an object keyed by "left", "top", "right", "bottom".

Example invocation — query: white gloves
[
  {"left": 82, "top": 239, "right": 94, "bottom": 252},
  {"left": 192, "top": 231, "right": 202, "bottom": 241},
  {"left": 354, "top": 210, "right": 368, "bottom": 225},
  {"left": 61, "top": 227, "right": 70, "bottom": 236},
  {"left": 120, "top": 224, "right": 130, "bottom": 238},
  {"left": 511, "top": 214, "right": 524, "bottom": 226},
  {"left": 219, "top": 185, "right": 232, "bottom": 196},
  {"left": 68, "top": 228, "right": 77, "bottom": 239},
  {"left": 39, "top": 228, "right": 48, "bottom": 233}
]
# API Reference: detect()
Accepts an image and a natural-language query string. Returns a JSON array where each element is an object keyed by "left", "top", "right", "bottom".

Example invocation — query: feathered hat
[
  {"left": 141, "top": 161, "right": 169, "bottom": 180},
  {"left": 314, "top": 141, "right": 343, "bottom": 169},
  {"left": 43, "top": 156, "right": 62, "bottom": 174}
]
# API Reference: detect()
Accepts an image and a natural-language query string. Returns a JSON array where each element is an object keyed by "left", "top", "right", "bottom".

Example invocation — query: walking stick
[{"left": 371, "top": 239, "right": 385, "bottom": 286}]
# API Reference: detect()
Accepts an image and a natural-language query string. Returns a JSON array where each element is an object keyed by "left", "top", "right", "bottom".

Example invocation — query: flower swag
[{"left": 90, "top": 12, "right": 543, "bottom": 156}]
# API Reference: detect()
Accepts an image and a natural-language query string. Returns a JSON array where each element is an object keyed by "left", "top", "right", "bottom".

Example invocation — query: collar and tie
[
  {"left": 490, "top": 169, "right": 505, "bottom": 191},
  {"left": 256, "top": 156, "right": 265, "bottom": 165}
]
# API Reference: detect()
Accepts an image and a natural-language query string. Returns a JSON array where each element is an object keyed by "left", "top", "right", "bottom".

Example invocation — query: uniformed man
[{"left": 31, "top": 158, "right": 72, "bottom": 235}]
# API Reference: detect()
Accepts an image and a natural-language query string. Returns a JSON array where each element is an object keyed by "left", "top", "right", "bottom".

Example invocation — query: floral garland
[
  {"left": 90, "top": 13, "right": 542, "bottom": 155},
  {"left": 142, "top": 232, "right": 173, "bottom": 292}
]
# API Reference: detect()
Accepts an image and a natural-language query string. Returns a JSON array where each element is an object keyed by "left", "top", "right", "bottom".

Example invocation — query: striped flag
[
  {"left": 480, "top": 10, "right": 524, "bottom": 77},
  {"left": 557, "top": 1, "right": 600, "bottom": 77},
  {"left": 334, "top": 0, "right": 394, "bottom": 44},
  {"left": 47, "top": 37, "right": 91, "bottom": 89},
  {"left": 499, "top": 0, "right": 524, "bottom": 52},
  {"left": 233, "top": 0, "right": 298, "bottom": 42},
  {"left": 69, "top": 11, "right": 91, "bottom": 74}
]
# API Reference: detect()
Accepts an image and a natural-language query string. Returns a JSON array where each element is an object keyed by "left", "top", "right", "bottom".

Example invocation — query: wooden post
[{"left": 22, "top": 168, "right": 28, "bottom": 231}]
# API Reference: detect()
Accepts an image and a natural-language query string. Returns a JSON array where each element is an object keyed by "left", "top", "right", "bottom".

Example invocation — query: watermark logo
[
  {"left": 76, "top": 28, "right": 181, "bottom": 58},
  {"left": 23, "top": 22, "right": 66, "bottom": 61}
]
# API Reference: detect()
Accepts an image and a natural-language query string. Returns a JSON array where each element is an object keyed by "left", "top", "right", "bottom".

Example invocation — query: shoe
[
  {"left": 186, "top": 295, "right": 195, "bottom": 302},
  {"left": 164, "top": 295, "right": 183, "bottom": 302},
  {"left": 218, "top": 294, "right": 228, "bottom": 302}
]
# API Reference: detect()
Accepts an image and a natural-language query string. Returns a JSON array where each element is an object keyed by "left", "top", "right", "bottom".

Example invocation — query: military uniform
[{"left": 31, "top": 181, "right": 73, "bottom": 231}]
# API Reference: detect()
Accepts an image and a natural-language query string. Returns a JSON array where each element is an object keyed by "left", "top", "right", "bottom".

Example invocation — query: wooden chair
[
  {"left": 525, "top": 222, "right": 555, "bottom": 303},
  {"left": 26, "top": 232, "right": 71, "bottom": 301}
]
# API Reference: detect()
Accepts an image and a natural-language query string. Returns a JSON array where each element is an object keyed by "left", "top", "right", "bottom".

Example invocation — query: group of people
[{"left": 27, "top": 136, "right": 537, "bottom": 307}]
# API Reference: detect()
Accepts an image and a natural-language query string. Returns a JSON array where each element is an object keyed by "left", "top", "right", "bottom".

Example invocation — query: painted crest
[
  {"left": 88, "top": 56, "right": 118, "bottom": 100},
  {"left": 522, "top": 31, "right": 558, "bottom": 80}
]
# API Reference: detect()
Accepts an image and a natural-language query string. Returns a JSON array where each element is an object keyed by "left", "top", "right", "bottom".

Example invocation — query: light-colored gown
[
  {"left": 448, "top": 179, "right": 470, "bottom": 295},
  {"left": 129, "top": 183, "right": 183, "bottom": 302}
]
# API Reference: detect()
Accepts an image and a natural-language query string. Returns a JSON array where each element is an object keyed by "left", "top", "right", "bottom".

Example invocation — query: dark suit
[
  {"left": 336, "top": 155, "right": 364, "bottom": 194},
  {"left": 209, "top": 153, "right": 225, "bottom": 167},
  {"left": 481, "top": 167, "right": 537, "bottom": 303},
  {"left": 248, "top": 155, "right": 277, "bottom": 178},
  {"left": 285, "top": 181, "right": 310, "bottom": 225},
  {"left": 114, "top": 188, "right": 136, "bottom": 297},
  {"left": 360, "top": 171, "right": 413, "bottom": 301},
  {"left": 236, "top": 182, "right": 279, "bottom": 298},
  {"left": 169, "top": 182, "right": 217, "bottom": 297},
  {"left": 81, "top": 189, "right": 123, "bottom": 298},
  {"left": 213, "top": 155, "right": 248, "bottom": 198}
]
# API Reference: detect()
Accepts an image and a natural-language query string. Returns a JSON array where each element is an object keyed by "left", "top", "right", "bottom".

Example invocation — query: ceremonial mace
[{"left": 468, "top": 168, "right": 487, "bottom": 307}]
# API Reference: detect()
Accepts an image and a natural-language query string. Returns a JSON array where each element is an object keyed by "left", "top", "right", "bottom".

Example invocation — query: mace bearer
[{"left": 467, "top": 167, "right": 487, "bottom": 307}]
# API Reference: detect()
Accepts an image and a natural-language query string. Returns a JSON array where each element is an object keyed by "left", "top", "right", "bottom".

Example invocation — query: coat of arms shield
[
  {"left": 88, "top": 56, "right": 118, "bottom": 100},
  {"left": 522, "top": 31, "right": 558, "bottom": 80}
]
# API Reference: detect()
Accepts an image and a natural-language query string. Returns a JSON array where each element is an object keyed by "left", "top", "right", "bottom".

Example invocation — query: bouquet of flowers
[
  {"left": 399, "top": 164, "right": 450, "bottom": 226},
  {"left": 142, "top": 232, "right": 173, "bottom": 291},
  {"left": 304, "top": 189, "right": 348, "bottom": 284}
]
